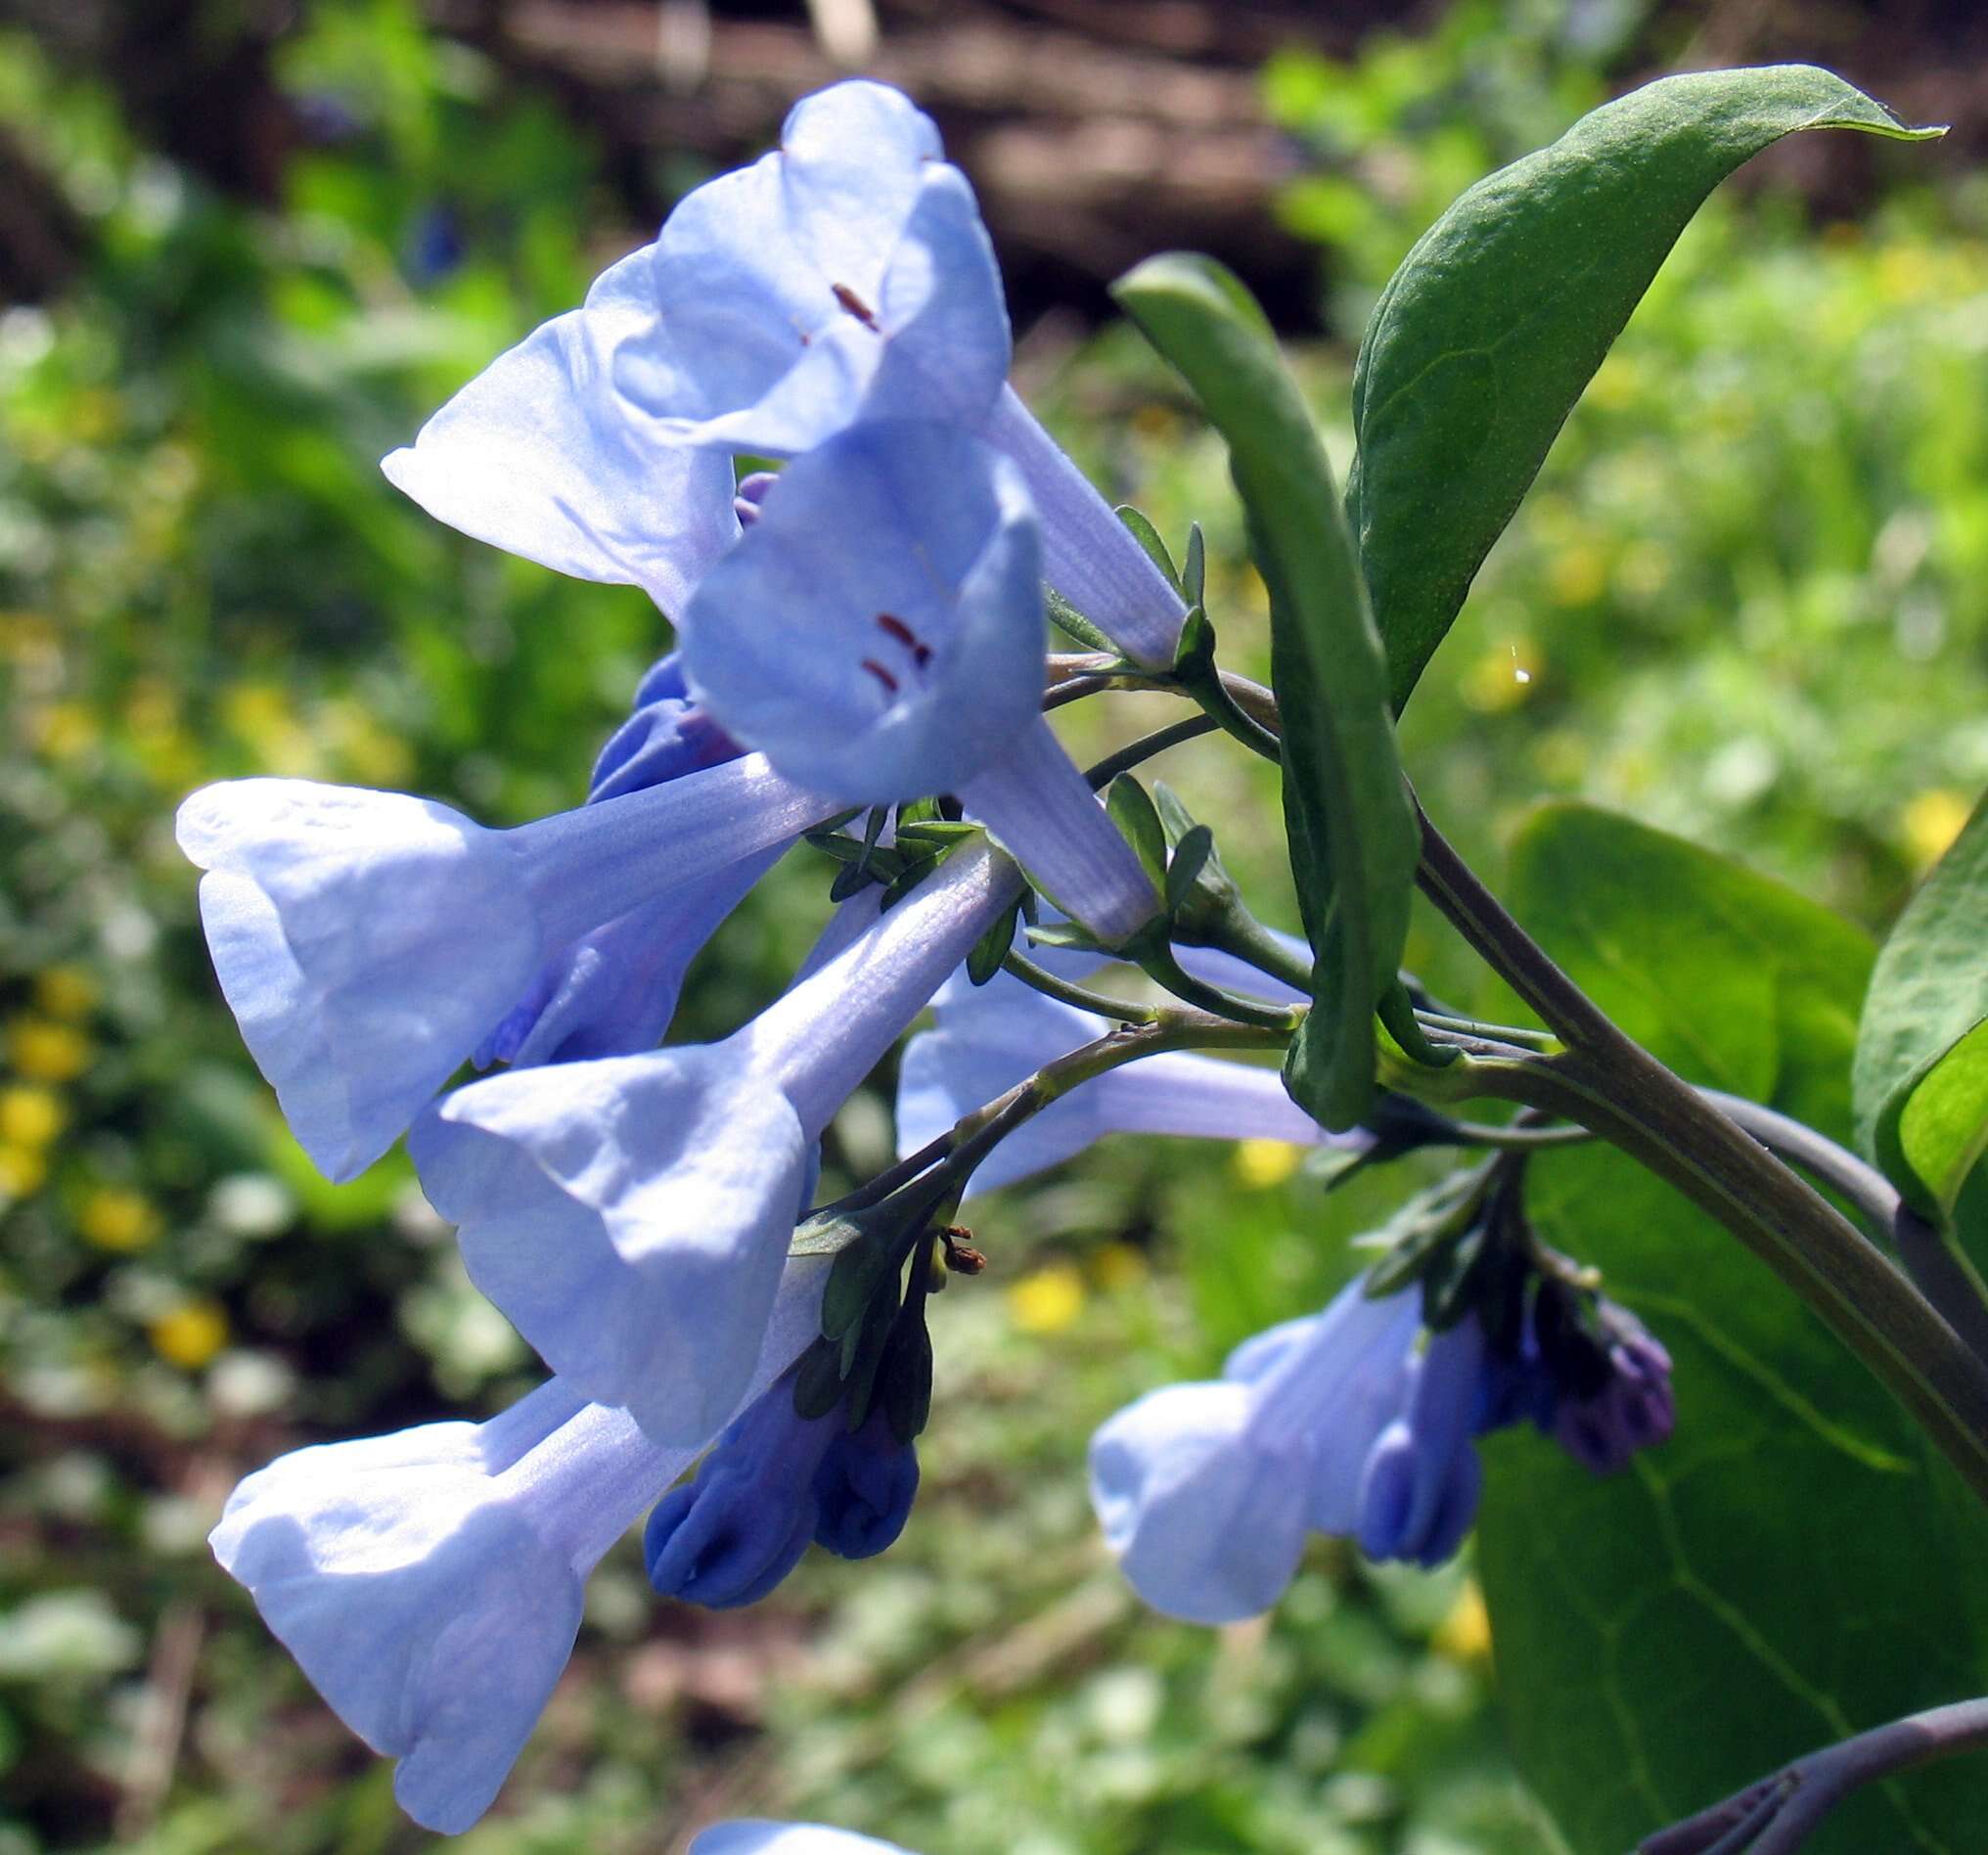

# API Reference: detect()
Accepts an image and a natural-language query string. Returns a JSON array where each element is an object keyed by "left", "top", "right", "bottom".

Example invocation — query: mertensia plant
[{"left": 181, "top": 69, "right": 1988, "bottom": 1854}]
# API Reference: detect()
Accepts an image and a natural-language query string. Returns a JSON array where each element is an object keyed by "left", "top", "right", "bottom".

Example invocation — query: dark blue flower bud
[
  {"left": 644, "top": 1379, "right": 841, "bottom": 1608},
  {"left": 812, "top": 1407, "right": 920, "bottom": 1559}
]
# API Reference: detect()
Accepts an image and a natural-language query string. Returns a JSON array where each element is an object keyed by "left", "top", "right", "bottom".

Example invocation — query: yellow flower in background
[
  {"left": 1547, "top": 543, "right": 1608, "bottom": 609},
  {"left": 30, "top": 701, "right": 99, "bottom": 762},
  {"left": 78, "top": 1187, "right": 160, "bottom": 1253},
  {"left": 324, "top": 696, "right": 415, "bottom": 789},
  {"left": 1233, "top": 1138, "right": 1304, "bottom": 1190},
  {"left": 0, "top": 1086, "right": 65, "bottom": 1148},
  {"left": 1463, "top": 640, "right": 1540, "bottom": 714},
  {"left": 33, "top": 967, "right": 97, "bottom": 1020},
  {"left": 6, "top": 1017, "right": 92, "bottom": 1082},
  {"left": 150, "top": 1298, "right": 229, "bottom": 1371},
  {"left": 1089, "top": 1244, "right": 1147, "bottom": 1292},
  {"left": 221, "top": 681, "right": 319, "bottom": 778},
  {"left": 1431, "top": 1578, "right": 1492, "bottom": 1663},
  {"left": 0, "top": 1145, "right": 48, "bottom": 1199},
  {"left": 1009, "top": 1263, "right": 1085, "bottom": 1335},
  {"left": 1902, "top": 788, "right": 1972, "bottom": 872},
  {"left": 0, "top": 610, "right": 59, "bottom": 669}
]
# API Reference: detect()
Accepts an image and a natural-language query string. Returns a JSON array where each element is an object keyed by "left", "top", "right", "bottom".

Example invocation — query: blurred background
[{"left": 4, "top": 1, "right": 1988, "bottom": 1849}]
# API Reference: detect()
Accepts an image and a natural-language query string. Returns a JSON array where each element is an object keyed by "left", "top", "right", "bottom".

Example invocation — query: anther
[
  {"left": 832, "top": 283, "right": 881, "bottom": 330},
  {"left": 877, "top": 612, "right": 934, "bottom": 670},
  {"left": 861, "top": 658, "right": 900, "bottom": 694}
]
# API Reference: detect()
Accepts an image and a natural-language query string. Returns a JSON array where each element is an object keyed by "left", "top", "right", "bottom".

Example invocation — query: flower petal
[
  {"left": 680, "top": 423, "right": 1043, "bottom": 801},
  {"left": 1088, "top": 1380, "right": 1310, "bottom": 1624},
  {"left": 383, "top": 246, "right": 738, "bottom": 614},
  {"left": 411, "top": 1048, "right": 811, "bottom": 1445}
]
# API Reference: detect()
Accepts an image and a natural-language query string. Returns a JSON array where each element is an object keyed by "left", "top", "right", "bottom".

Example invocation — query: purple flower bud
[{"left": 1552, "top": 1308, "right": 1676, "bottom": 1475}]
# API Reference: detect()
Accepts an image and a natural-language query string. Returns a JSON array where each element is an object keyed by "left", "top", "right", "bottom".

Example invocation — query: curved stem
[
  {"left": 1002, "top": 951, "right": 1157, "bottom": 1024},
  {"left": 939, "top": 1008, "right": 1290, "bottom": 1196},
  {"left": 1200, "top": 906, "right": 1314, "bottom": 995},
  {"left": 1702, "top": 1090, "right": 1988, "bottom": 1365},
  {"left": 1081, "top": 715, "right": 1216, "bottom": 791},
  {"left": 1638, "top": 1697, "right": 1988, "bottom": 1854},
  {"left": 1409, "top": 806, "right": 1988, "bottom": 1507}
]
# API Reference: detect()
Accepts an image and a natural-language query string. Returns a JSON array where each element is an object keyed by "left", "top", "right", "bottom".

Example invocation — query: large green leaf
[
  {"left": 1855, "top": 792, "right": 1988, "bottom": 1218},
  {"left": 1349, "top": 67, "right": 1939, "bottom": 710},
  {"left": 1113, "top": 253, "right": 1418, "bottom": 1129},
  {"left": 1479, "top": 803, "right": 1988, "bottom": 1852}
]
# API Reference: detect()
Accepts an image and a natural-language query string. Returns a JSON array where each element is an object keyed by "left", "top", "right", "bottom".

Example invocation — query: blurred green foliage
[{"left": 3, "top": 1, "right": 1987, "bottom": 1849}]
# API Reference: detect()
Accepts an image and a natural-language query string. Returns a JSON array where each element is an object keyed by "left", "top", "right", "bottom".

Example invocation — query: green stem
[
  {"left": 1081, "top": 716, "right": 1216, "bottom": 791},
  {"left": 1412, "top": 804, "right": 1988, "bottom": 1509},
  {"left": 941, "top": 1008, "right": 1290, "bottom": 1195},
  {"left": 1002, "top": 951, "right": 1157, "bottom": 1024},
  {"left": 1200, "top": 905, "right": 1315, "bottom": 995}
]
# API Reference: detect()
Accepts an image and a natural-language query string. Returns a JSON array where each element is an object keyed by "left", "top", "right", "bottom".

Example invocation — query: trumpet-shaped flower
[
  {"left": 618, "top": 81, "right": 1010, "bottom": 459},
  {"left": 211, "top": 1259, "right": 827, "bottom": 1833},
  {"left": 691, "top": 1827, "right": 914, "bottom": 1855},
  {"left": 896, "top": 962, "right": 1347, "bottom": 1195},
  {"left": 646, "top": 1380, "right": 918, "bottom": 1607},
  {"left": 412, "top": 838, "right": 1023, "bottom": 1445},
  {"left": 1089, "top": 1281, "right": 1423, "bottom": 1622},
  {"left": 618, "top": 77, "right": 1182, "bottom": 663},
  {"left": 386, "top": 81, "right": 1180, "bottom": 669},
  {"left": 475, "top": 656, "right": 782, "bottom": 1071},
  {"left": 180, "top": 755, "right": 839, "bottom": 1182},
  {"left": 382, "top": 247, "right": 739, "bottom": 616},
  {"left": 679, "top": 421, "right": 1158, "bottom": 945},
  {"left": 679, "top": 422, "right": 1041, "bottom": 802}
]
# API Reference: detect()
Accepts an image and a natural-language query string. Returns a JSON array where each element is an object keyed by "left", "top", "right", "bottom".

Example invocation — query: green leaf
[
  {"left": 966, "top": 902, "right": 1019, "bottom": 987},
  {"left": 1114, "top": 251, "right": 1419, "bottom": 1131},
  {"left": 879, "top": 1304, "right": 934, "bottom": 1444},
  {"left": 1106, "top": 775, "right": 1168, "bottom": 885},
  {"left": 1182, "top": 521, "right": 1206, "bottom": 608},
  {"left": 1855, "top": 792, "right": 1988, "bottom": 1217},
  {"left": 1349, "top": 67, "right": 1940, "bottom": 710},
  {"left": 1481, "top": 803, "right": 1988, "bottom": 1852},
  {"left": 823, "top": 1232, "right": 895, "bottom": 1341},
  {"left": 1045, "top": 587, "right": 1115, "bottom": 654},
  {"left": 1114, "top": 504, "right": 1185, "bottom": 595},
  {"left": 791, "top": 1335, "right": 846, "bottom": 1420},
  {"left": 1163, "top": 825, "right": 1216, "bottom": 912}
]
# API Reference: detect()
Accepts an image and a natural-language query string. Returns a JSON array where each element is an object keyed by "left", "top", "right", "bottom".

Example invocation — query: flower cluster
[
  {"left": 1090, "top": 1274, "right": 1674, "bottom": 1624},
  {"left": 182, "top": 74, "right": 1677, "bottom": 1837}
]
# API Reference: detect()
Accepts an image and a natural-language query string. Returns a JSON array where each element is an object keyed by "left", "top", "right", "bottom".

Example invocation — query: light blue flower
[
  {"left": 679, "top": 423, "right": 1042, "bottom": 802},
  {"left": 210, "top": 1260, "right": 827, "bottom": 1833},
  {"left": 178, "top": 755, "right": 839, "bottom": 1182},
  {"left": 412, "top": 838, "right": 1023, "bottom": 1446},
  {"left": 382, "top": 246, "right": 739, "bottom": 617},
  {"left": 475, "top": 656, "right": 781, "bottom": 1070},
  {"left": 622, "top": 84, "right": 1009, "bottom": 459},
  {"left": 1088, "top": 1279, "right": 1435, "bottom": 1622},
  {"left": 387, "top": 79, "right": 1182, "bottom": 670},
  {"left": 645, "top": 1382, "right": 918, "bottom": 1607},
  {"left": 690, "top": 1826, "right": 913, "bottom": 1855},
  {"left": 623, "top": 77, "right": 1178, "bottom": 667},
  {"left": 896, "top": 957, "right": 1345, "bottom": 1195},
  {"left": 677, "top": 421, "right": 1158, "bottom": 944}
]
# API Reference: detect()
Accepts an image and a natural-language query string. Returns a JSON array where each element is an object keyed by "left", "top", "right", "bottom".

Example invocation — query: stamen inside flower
[{"left": 832, "top": 282, "right": 881, "bottom": 329}]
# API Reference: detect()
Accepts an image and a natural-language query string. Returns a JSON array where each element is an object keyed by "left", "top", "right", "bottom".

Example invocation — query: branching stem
[{"left": 1638, "top": 1697, "right": 1988, "bottom": 1854}]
